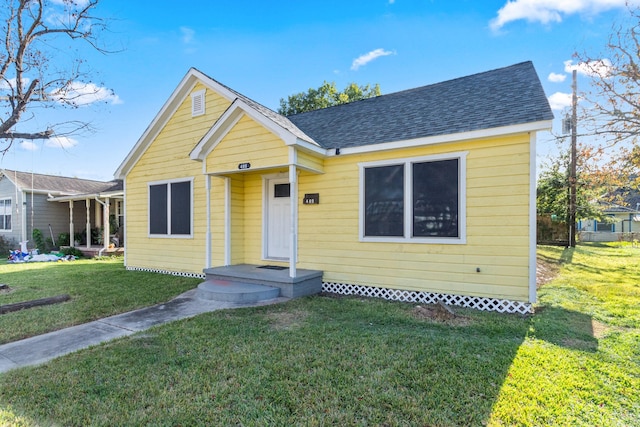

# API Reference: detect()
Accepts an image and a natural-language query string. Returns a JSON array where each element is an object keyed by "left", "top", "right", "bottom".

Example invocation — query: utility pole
[{"left": 569, "top": 70, "right": 578, "bottom": 247}]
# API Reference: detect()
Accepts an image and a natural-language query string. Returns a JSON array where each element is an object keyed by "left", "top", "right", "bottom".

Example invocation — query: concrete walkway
[{"left": 0, "top": 289, "right": 287, "bottom": 374}]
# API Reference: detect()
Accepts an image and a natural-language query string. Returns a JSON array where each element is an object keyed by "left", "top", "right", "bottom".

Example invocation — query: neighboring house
[
  {"left": 0, "top": 169, "right": 123, "bottom": 251},
  {"left": 115, "top": 61, "right": 553, "bottom": 314},
  {"left": 579, "top": 189, "right": 640, "bottom": 242}
]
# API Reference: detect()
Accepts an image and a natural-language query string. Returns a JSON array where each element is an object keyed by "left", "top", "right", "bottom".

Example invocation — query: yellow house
[{"left": 115, "top": 62, "right": 553, "bottom": 314}]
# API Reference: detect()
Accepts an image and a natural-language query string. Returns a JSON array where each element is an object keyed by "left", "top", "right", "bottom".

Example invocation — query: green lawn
[
  {"left": 1, "top": 244, "right": 638, "bottom": 426},
  {"left": 0, "top": 257, "right": 201, "bottom": 344}
]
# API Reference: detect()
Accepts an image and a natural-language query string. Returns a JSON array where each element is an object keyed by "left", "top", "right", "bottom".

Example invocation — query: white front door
[{"left": 266, "top": 178, "right": 290, "bottom": 259}]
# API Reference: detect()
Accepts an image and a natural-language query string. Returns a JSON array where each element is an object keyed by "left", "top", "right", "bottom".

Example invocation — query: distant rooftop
[{"left": 0, "top": 169, "right": 122, "bottom": 196}]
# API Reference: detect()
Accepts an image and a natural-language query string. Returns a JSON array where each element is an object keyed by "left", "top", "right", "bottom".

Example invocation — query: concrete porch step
[{"left": 196, "top": 279, "right": 280, "bottom": 304}]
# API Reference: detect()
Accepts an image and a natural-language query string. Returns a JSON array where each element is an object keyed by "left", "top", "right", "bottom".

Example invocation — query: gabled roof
[
  {"left": 117, "top": 62, "right": 553, "bottom": 178},
  {"left": 287, "top": 61, "right": 553, "bottom": 149},
  {"left": 115, "top": 68, "right": 317, "bottom": 178},
  {"left": 190, "top": 97, "right": 322, "bottom": 161},
  {"left": 0, "top": 169, "right": 122, "bottom": 196}
]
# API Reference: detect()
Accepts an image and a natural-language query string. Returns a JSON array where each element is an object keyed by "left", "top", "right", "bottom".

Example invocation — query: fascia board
[
  {"left": 114, "top": 68, "right": 239, "bottom": 179},
  {"left": 191, "top": 98, "right": 318, "bottom": 161},
  {"left": 336, "top": 120, "right": 553, "bottom": 156},
  {"left": 190, "top": 100, "right": 244, "bottom": 161}
]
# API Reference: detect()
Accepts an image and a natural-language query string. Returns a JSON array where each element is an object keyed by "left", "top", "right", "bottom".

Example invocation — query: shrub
[
  {"left": 32, "top": 229, "right": 46, "bottom": 253},
  {"left": 60, "top": 246, "right": 85, "bottom": 258}
]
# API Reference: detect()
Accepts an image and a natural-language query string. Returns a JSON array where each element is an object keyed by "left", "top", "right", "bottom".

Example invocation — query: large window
[
  {"left": 148, "top": 179, "right": 193, "bottom": 237},
  {"left": 0, "top": 198, "right": 11, "bottom": 231},
  {"left": 360, "top": 153, "right": 466, "bottom": 243}
]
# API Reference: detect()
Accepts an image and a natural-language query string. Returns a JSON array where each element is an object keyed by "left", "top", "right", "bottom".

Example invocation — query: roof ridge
[{"left": 287, "top": 61, "right": 536, "bottom": 118}]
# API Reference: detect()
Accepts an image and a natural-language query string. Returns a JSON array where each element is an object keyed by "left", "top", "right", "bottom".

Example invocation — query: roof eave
[{"left": 335, "top": 119, "right": 553, "bottom": 156}]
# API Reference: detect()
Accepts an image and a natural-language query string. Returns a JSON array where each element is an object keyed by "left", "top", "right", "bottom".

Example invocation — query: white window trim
[
  {"left": 358, "top": 151, "right": 467, "bottom": 244},
  {"left": 0, "top": 197, "right": 11, "bottom": 232},
  {"left": 147, "top": 177, "right": 194, "bottom": 238},
  {"left": 191, "top": 89, "right": 206, "bottom": 117}
]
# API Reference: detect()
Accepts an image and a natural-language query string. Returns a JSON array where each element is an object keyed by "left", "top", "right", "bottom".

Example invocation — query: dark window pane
[
  {"left": 364, "top": 165, "right": 404, "bottom": 236},
  {"left": 412, "top": 159, "right": 459, "bottom": 237},
  {"left": 171, "top": 181, "right": 191, "bottom": 235},
  {"left": 149, "top": 184, "right": 168, "bottom": 235},
  {"left": 274, "top": 183, "right": 290, "bottom": 198}
]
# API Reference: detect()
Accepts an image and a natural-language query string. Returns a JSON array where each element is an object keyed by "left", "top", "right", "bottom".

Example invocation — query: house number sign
[
  {"left": 303, "top": 193, "right": 320, "bottom": 205},
  {"left": 238, "top": 162, "right": 251, "bottom": 170}
]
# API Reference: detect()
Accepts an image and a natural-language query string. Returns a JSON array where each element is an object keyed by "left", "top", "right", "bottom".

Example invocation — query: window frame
[
  {"left": 359, "top": 152, "right": 467, "bottom": 244},
  {"left": 148, "top": 177, "right": 194, "bottom": 238},
  {"left": 0, "top": 198, "right": 11, "bottom": 232}
]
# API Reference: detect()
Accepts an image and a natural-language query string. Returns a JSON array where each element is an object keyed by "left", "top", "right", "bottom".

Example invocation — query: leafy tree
[
  {"left": 538, "top": 144, "right": 625, "bottom": 223},
  {"left": 0, "top": 0, "right": 114, "bottom": 154},
  {"left": 278, "top": 81, "right": 381, "bottom": 115}
]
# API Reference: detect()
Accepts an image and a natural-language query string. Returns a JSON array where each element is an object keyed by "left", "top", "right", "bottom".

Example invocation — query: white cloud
[
  {"left": 0, "top": 77, "right": 31, "bottom": 91},
  {"left": 45, "top": 136, "right": 78, "bottom": 149},
  {"left": 19, "top": 141, "right": 39, "bottom": 151},
  {"left": 490, "top": 0, "right": 634, "bottom": 31},
  {"left": 564, "top": 58, "right": 612, "bottom": 77},
  {"left": 19, "top": 136, "right": 79, "bottom": 150},
  {"left": 49, "top": 82, "right": 122, "bottom": 106},
  {"left": 548, "top": 72, "right": 567, "bottom": 83},
  {"left": 351, "top": 48, "right": 395, "bottom": 71},
  {"left": 180, "top": 27, "right": 195, "bottom": 44},
  {"left": 548, "top": 91, "right": 573, "bottom": 110}
]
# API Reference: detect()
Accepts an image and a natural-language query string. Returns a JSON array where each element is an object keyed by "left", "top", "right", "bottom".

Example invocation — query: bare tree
[
  {"left": 576, "top": 4, "right": 640, "bottom": 148},
  {"left": 0, "top": 0, "right": 114, "bottom": 154}
]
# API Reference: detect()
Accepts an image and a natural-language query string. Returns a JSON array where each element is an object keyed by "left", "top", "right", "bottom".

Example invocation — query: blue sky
[{"left": 1, "top": 0, "right": 637, "bottom": 181}]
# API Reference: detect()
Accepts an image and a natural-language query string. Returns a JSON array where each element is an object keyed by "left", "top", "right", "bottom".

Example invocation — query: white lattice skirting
[
  {"left": 322, "top": 282, "right": 533, "bottom": 315},
  {"left": 126, "top": 266, "right": 206, "bottom": 279}
]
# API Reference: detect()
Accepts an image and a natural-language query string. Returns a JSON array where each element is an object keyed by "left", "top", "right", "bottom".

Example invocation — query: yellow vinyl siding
[
  {"left": 206, "top": 116, "right": 289, "bottom": 174},
  {"left": 297, "top": 150, "right": 324, "bottom": 173},
  {"left": 125, "top": 75, "right": 534, "bottom": 302},
  {"left": 297, "top": 134, "right": 532, "bottom": 301},
  {"left": 125, "top": 84, "right": 231, "bottom": 274}
]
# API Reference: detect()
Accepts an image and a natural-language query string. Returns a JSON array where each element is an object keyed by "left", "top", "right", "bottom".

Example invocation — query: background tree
[
  {"left": 278, "top": 81, "right": 381, "bottom": 115},
  {"left": 576, "top": 4, "right": 640, "bottom": 157},
  {"left": 537, "top": 142, "right": 624, "bottom": 223},
  {"left": 0, "top": 0, "right": 113, "bottom": 154}
]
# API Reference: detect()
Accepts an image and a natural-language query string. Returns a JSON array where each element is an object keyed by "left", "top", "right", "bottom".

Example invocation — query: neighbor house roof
[
  {"left": 287, "top": 61, "right": 554, "bottom": 149},
  {"left": 600, "top": 188, "right": 640, "bottom": 213},
  {"left": 0, "top": 169, "right": 122, "bottom": 197}
]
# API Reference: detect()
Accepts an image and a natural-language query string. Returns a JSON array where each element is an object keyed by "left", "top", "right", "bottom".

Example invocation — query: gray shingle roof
[
  {"left": 1, "top": 169, "right": 122, "bottom": 195},
  {"left": 286, "top": 61, "right": 553, "bottom": 149}
]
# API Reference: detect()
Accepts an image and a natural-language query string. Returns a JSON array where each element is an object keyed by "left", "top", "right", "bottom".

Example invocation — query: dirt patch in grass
[
  {"left": 265, "top": 309, "right": 309, "bottom": 331},
  {"left": 412, "top": 304, "right": 472, "bottom": 326},
  {"left": 0, "top": 284, "right": 12, "bottom": 295},
  {"left": 537, "top": 256, "right": 561, "bottom": 288}
]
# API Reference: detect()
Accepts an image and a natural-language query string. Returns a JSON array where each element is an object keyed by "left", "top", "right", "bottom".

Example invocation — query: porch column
[
  {"left": 224, "top": 176, "right": 231, "bottom": 266},
  {"left": 289, "top": 150, "right": 298, "bottom": 278},
  {"left": 103, "top": 197, "right": 110, "bottom": 249},
  {"left": 205, "top": 175, "right": 211, "bottom": 269},
  {"left": 69, "top": 201, "right": 74, "bottom": 247},
  {"left": 85, "top": 198, "right": 91, "bottom": 249}
]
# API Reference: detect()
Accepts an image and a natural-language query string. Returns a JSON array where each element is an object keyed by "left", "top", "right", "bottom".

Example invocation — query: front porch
[{"left": 200, "top": 264, "right": 323, "bottom": 300}]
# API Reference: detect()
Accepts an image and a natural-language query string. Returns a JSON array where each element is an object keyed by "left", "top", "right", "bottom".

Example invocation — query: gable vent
[{"left": 191, "top": 89, "right": 206, "bottom": 117}]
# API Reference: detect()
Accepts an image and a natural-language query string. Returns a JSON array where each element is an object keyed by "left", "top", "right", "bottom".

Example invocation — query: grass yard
[
  {"left": 0, "top": 244, "right": 639, "bottom": 426},
  {"left": 0, "top": 257, "right": 201, "bottom": 344}
]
